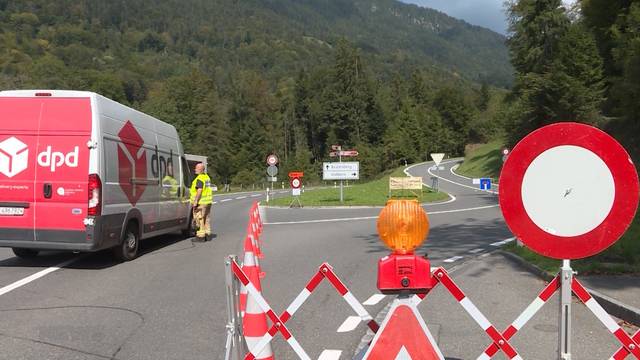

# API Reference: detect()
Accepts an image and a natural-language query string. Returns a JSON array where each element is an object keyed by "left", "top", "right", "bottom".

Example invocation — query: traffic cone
[
  {"left": 248, "top": 223, "right": 264, "bottom": 259},
  {"left": 253, "top": 204, "right": 263, "bottom": 235},
  {"left": 239, "top": 234, "right": 261, "bottom": 316},
  {"left": 243, "top": 291, "right": 274, "bottom": 360}
]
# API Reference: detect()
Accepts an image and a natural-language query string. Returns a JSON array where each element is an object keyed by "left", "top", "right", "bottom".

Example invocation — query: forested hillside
[{"left": 0, "top": 0, "right": 509, "bottom": 184}]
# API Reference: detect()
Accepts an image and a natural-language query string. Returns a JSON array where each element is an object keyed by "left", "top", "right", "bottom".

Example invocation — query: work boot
[{"left": 192, "top": 237, "right": 206, "bottom": 243}]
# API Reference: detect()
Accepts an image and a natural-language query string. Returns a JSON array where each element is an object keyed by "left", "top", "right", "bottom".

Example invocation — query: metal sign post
[
  {"left": 559, "top": 259, "right": 573, "bottom": 360},
  {"left": 339, "top": 152, "right": 343, "bottom": 203},
  {"left": 224, "top": 255, "right": 245, "bottom": 360},
  {"left": 499, "top": 122, "right": 640, "bottom": 360}
]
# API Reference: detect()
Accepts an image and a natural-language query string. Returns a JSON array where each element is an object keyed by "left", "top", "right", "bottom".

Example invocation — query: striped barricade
[
  {"left": 571, "top": 279, "right": 640, "bottom": 359},
  {"left": 230, "top": 260, "right": 378, "bottom": 360}
]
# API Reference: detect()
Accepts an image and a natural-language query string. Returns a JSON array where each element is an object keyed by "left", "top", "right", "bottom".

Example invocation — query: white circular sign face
[
  {"left": 521, "top": 145, "right": 615, "bottom": 237},
  {"left": 267, "top": 155, "right": 278, "bottom": 166},
  {"left": 291, "top": 178, "right": 301, "bottom": 188}
]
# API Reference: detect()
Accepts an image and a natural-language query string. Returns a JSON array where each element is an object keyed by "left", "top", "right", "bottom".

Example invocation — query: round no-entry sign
[
  {"left": 266, "top": 154, "right": 278, "bottom": 166},
  {"left": 290, "top": 177, "right": 301, "bottom": 189},
  {"left": 499, "top": 122, "right": 639, "bottom": 259}
]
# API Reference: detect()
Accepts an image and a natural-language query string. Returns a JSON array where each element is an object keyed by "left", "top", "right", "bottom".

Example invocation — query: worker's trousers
[{"left": 193, "top": 204, "right": 212, "bottom": 238}]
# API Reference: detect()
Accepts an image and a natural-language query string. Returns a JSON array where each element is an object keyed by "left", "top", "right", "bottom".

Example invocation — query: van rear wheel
[
  {"left": 12, "top": 248, "right": 39, "bottom": 258},
  {"left": 113, "top": 223, "right": 139, "bottom": 261}
]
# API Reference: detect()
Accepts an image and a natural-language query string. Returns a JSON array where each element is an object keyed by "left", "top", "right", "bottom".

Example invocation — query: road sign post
[
  {"left": 323, "top": 161, "right": 359, "bottom": 203},
  {"left": 430, "top": 153, "right": 445, "bottom": 192},
  {"left": 499, "top": 122, "right": 639, "bottom": 360},
  {"left": 289, "top": 175, "right": 303, "bottom": 208}
]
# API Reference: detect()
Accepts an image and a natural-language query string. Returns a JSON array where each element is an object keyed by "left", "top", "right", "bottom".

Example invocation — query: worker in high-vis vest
[{"left": 190, "top": 163, "right": 213, "bottom": 241}]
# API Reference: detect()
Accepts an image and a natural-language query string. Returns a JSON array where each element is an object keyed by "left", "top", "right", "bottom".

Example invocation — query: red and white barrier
[
  {"left": 480, "top": 276, "right": 560, "bottom": 359},
  {"left": 231, "top": 261, "right": 378, "bottom": 360},
  {"left": 431, "top": 268, "right": 522, "bottom": 359},
  {"left": 613, "top": 330, "right": 640, "bottom": 360},
  {"left": 571, "top": 279, "right": 640, "bottom": 359}
]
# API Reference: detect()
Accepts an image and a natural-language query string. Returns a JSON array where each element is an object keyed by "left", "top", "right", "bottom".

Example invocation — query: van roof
[
  {"left": 0, "top": 90, "right": 179, "bottom": 135},
  {"left": 0, "top": 90, "right": 96, "bottom": 98}
]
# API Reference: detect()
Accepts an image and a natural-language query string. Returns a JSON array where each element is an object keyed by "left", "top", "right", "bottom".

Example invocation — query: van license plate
[{"left": 0, "top": 207, "right": 24, "bottom": 216}]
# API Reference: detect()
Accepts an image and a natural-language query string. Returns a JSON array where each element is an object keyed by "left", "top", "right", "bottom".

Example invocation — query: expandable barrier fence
[{"left": 225, "top": 201, "right": 639, "bottom": 360}]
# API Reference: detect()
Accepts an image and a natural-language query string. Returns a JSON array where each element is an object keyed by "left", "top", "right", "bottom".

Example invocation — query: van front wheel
[
  {"left": 12, "top": 248, "right": 39, "bottom": 258},
  {"left": 113, "top": 223, "right": 139, "bottom": 261}
]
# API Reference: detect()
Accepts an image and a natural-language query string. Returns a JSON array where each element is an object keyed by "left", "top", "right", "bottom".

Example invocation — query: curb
[{"left": 497, "top": 250, "right": 640, "bottom": 327}]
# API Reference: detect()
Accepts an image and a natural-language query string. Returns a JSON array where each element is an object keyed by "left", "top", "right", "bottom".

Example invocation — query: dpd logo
[
  {"left": 117, "top": 121, "right": 147, "bottom": 205},
  {"left": 0, "top": 137, "right": 29, "bottom": 178}
]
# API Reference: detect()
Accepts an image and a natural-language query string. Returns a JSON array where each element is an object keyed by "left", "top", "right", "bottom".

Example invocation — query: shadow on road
[{"left": 0, "top": 232, "right": 192, "bottom": 270}]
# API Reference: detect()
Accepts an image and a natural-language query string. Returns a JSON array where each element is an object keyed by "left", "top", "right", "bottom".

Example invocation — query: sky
[{"left": 401, "top": 1, "right": 574, "bottom": 35}]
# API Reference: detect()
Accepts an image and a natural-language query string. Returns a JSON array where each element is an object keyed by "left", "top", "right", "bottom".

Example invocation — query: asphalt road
[{"left": 0, "top": 163, "right": 635, "bottom": 359}]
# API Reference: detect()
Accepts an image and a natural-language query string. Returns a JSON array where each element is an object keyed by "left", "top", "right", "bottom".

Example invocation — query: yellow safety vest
[
  {"left": 190, "top": 174, "right": 212, "bottom": 205},
  {"left": 162, "top": 175, "right": 178, "bottom": 198}
]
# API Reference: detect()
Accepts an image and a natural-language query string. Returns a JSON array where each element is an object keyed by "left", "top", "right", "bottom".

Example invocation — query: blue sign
[{"left": 480, "top": 178, "right": 491, "bottom": 190}]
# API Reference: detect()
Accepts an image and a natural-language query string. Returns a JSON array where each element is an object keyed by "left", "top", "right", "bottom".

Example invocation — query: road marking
[
  {"left": 469, "top": 248, "right": 485, "bottom": 254},
  {"left": 251, "top": 194, "right": 261, "bottom": 197},
  {"left": 236, "top": 196, "right": 247, "bottom": 200},
  {"left": 450, "top": 164, "right": 500, "bottom": 188},
  {"left": 427, "top": 162, "right": 499, "bottom": 195},
  {"left": 337, "top": 315, "right": 361, "bottom": 332},
  {"left": 363, "top": 294, "right": 386, "bottom": 306},
  {"left": 444, "top": 256, "right": 464, "bottom": 263},
  {"left": 404, "top": 162, "right": 458, "bottom": 204},
  {"left": 0, "top": 257, "right": 79, "bottom": 297},
  {"left": 264, "top": 204, "right": 499, "bottom": 225},
  {"left": 220, "top": 199, "right": 232, "bottom": 202},
  {"left": 318, "top": 349, "right": 342, "bottom": 360},
  {"left": 213, "top": 201, "right": 218, "bottom": 204},
  {"left": 490, "top": 237, "right": 517, "bottom": 246}
]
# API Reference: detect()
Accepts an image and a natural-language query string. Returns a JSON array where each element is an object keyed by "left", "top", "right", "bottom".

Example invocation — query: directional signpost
[
  {"left": 499, "top": 122, "right": 639, "bottom": 360},
  {"left": 323, "top": 161, "right": 359, "bottom": 203}
]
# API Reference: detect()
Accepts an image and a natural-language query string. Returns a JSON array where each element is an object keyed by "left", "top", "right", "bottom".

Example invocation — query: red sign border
[
  {"left": 290, "top": 177, "right": 302, "bottom": 189},
  {"left": 499, "top": 122, "right": 639, "bottom": 260},
  {"left": 266, "top": 154, "right": 278, "bottom": 166}
]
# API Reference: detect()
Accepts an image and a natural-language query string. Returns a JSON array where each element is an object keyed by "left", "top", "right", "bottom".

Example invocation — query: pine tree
[{"left": 506, "top": 0, "right": 604, "bottom": 144}]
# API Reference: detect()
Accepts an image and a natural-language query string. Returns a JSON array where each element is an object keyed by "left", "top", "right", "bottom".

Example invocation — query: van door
[
  {"left": 33, "top": 98, "right": 92, "bottom": 243},
  {"left": 0, "top": 98, "right": 40, "bottom": 242}
]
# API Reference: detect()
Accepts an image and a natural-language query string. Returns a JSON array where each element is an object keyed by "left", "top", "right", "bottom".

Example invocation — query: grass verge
[
  {"left": 504, "top": 220, "right": 640, "bottom": 275},
  {"left": 455, "top": 139, "right": 504, "bottom": 181},
  {"left": 265, "top": 166, "right": 449, "bottom": 207}
]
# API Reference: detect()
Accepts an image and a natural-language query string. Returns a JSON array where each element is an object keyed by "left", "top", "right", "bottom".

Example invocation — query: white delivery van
[{"left": 0, "top": 90, "right": 193, "bottom": 260}]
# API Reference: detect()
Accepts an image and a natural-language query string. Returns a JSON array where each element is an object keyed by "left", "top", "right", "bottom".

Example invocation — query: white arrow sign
[
  {"left": 323, "top": 162, "right": 359, "bottom": 180},
  {"left": 430, "top": 153, "right": 445, "bottom": 166}
]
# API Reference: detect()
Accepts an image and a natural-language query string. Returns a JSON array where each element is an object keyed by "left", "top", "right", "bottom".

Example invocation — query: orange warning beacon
[{"left": 376, "top": 199, "right": 435, "bottom": 294}]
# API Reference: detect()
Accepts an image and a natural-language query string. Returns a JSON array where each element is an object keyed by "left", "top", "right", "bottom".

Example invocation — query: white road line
[
  {"left": 264, "top": 204, "right": 499, "bottom": 225},
  {"left": 469, "top": 248, "right": 485, "bottom": 254},
  {"left": 427, "top": 162, "right": 499, "bottom": 195},
  {"left": 450, "top": 164, "right": 500, "bottom": 188},
  {"left": 251, "top": 194, "right": 261, "bottom": 197},
  {"left": 444, "top": 256, "right": 464, "bottom": 263},
  {"left": 363, "top": 294, "right": 386, "bottom": 306},
  {"left": 337, "top": 315, "right": 361, "bottom": 333},
  {"left": 236, "top": 196, "right": 247, "bottom": 200},
  {"left": 490, "top": 236, "right": 517, "bottom": 246},
  {"left": 213, "top": 201, "right": 218, "bottom": 204},
  {"left": 318, "top": 349, "right": 342, "bottom": 360},
  {"left": 220, "top": 199, "right": 232, "bottom": 202},
  {"left": 0, "top": 257, "right": 79, "bottom": 297},
  {"left": 404, "top": 162, "right": 457, "bottom": 205}
]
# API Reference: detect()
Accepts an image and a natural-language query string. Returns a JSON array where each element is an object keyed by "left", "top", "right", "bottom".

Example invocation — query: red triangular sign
[{"left": 364, "top": 302, "right": 444, "bottom": 360}]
